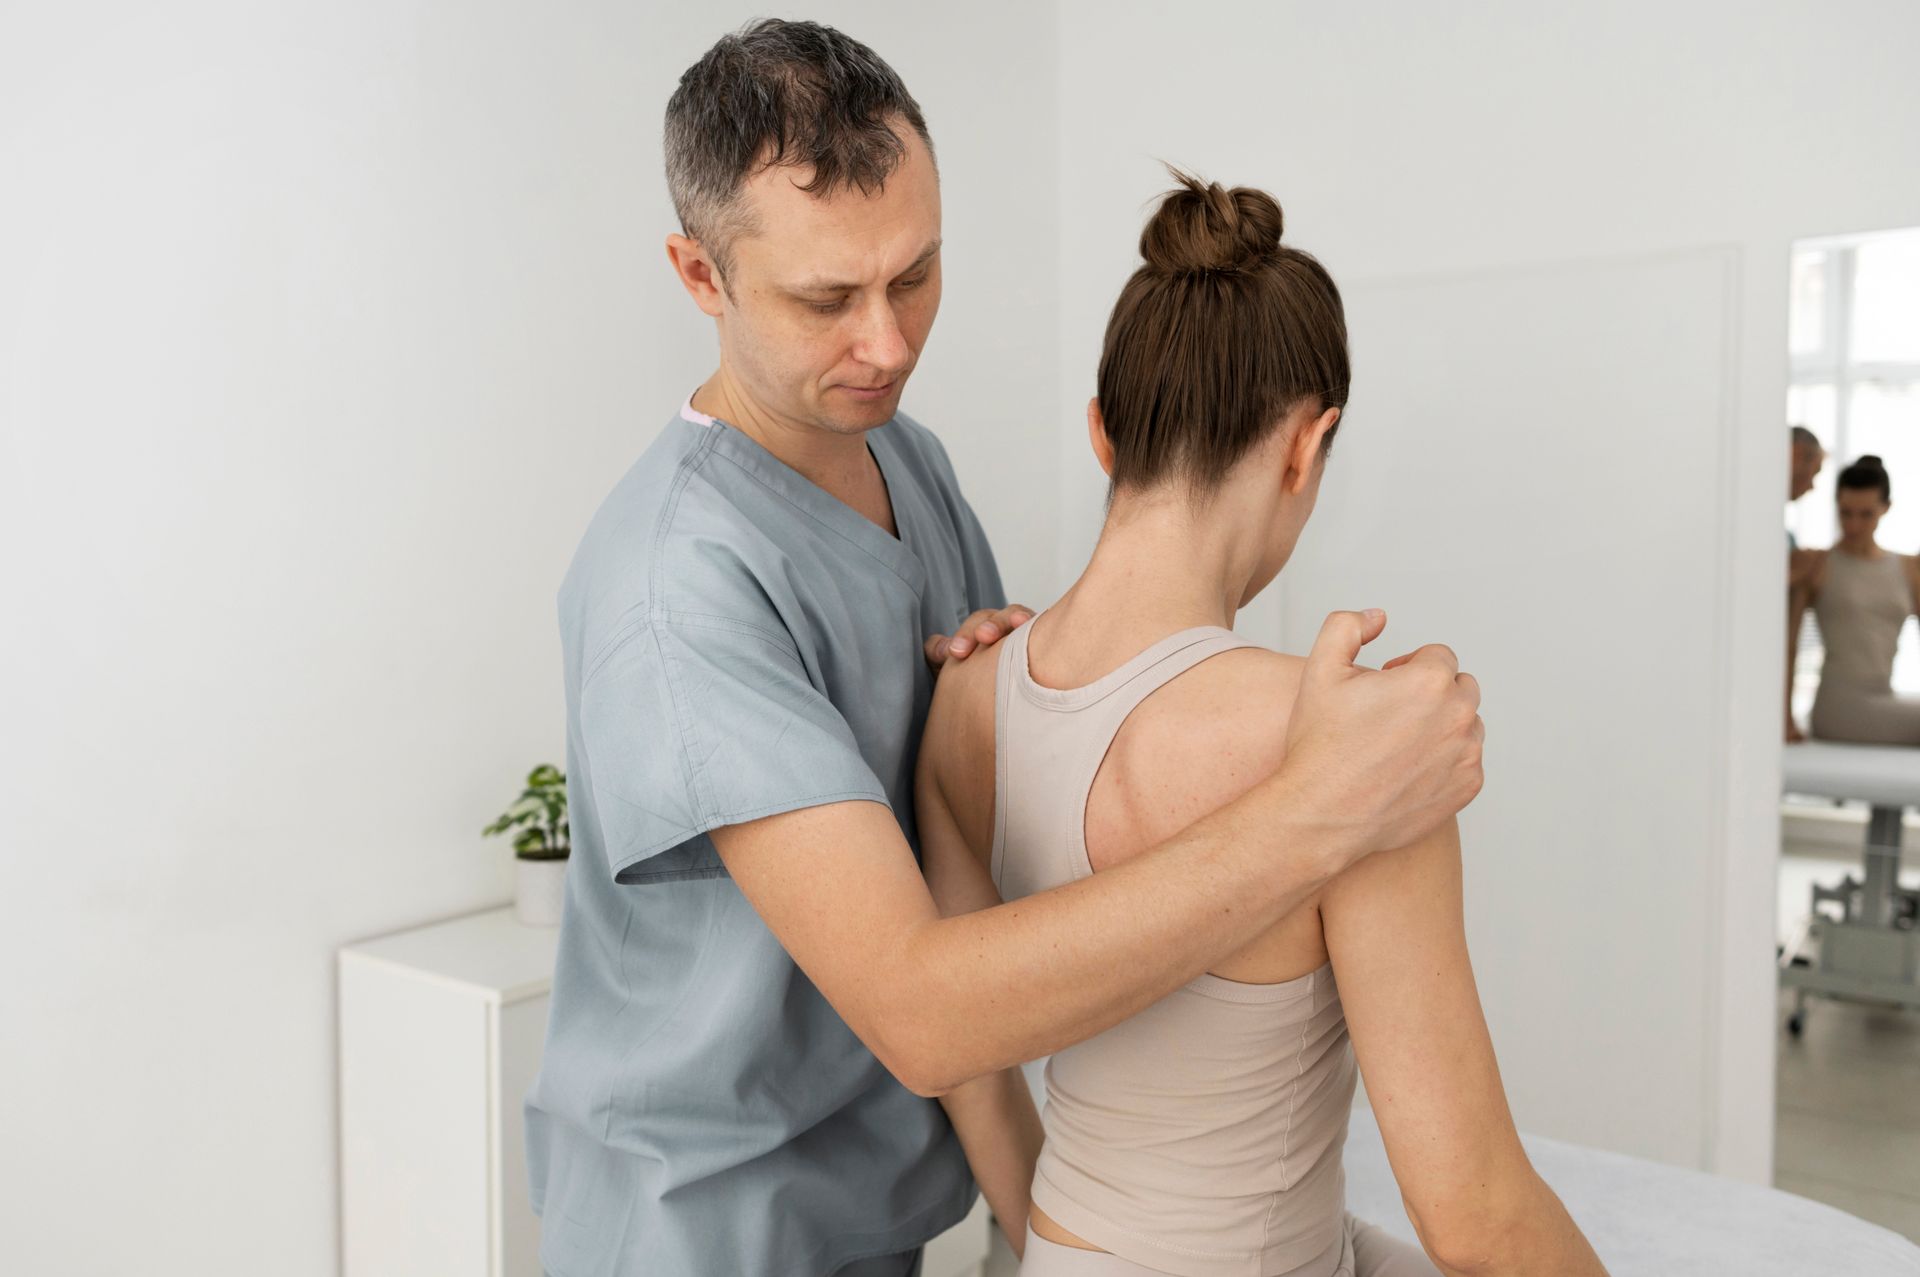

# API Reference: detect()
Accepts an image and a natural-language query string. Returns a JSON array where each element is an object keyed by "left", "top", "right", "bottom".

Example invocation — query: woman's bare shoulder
[
  {"left": 917, "top": 641, "right": 1006, "bottom": 855},
  {"left": 1086, "top": 645, "right": 1308, "bottom": 871}
]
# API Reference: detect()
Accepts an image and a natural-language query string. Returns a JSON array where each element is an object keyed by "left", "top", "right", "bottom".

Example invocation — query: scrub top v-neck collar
[{"left": 679, "top": 398, "right": 928, "bottom": 599}]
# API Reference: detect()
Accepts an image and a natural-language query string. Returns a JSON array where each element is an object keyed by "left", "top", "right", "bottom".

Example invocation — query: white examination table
[
  {"left": 1780, "top": 741, "right": 1920, "bottom": 1034},
  {"left": 1343, "top": 1106, "right": 1920, "bottom": 1273}
]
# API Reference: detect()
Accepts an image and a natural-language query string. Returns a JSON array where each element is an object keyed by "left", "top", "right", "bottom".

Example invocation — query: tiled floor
[{"left": 1774, "top": 842, "right": 1920, "bottom": 1242}]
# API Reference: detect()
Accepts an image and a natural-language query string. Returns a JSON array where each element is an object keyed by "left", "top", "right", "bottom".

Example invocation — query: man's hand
[
  {"left": 924, "top": 604, "right": 1035, "bottom": 670},
  {"left": 1281, "top": 609, "right": 1485, "bottom": 866}
]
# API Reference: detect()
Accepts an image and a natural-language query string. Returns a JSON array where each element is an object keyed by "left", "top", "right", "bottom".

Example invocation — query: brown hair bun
[
  {"left": 1838, "top": 453, "right": 1893, "bottom": 504},
  {"left": 1097, "top": 165, "right": 1348, "bottom": 495},
  {"left": 1139, "top": 168, "right": 1284, "bottom": 274}
]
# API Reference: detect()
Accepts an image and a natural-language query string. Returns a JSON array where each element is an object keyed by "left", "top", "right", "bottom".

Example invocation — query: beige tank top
[
  {"left": 1814, "top": 549, "right": 1912, "bottom": 694},
  {"left": 992, "top": 617, "right": 1358, "bottom": 1277}
]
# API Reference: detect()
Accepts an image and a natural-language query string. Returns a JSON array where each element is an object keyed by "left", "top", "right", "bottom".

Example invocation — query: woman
[
  {"left": 913, "top": 171, "right": 1606, "bottom": 1276},
  {"left": 1787, "top": 454, "right": 1920, "bottom": 744}
]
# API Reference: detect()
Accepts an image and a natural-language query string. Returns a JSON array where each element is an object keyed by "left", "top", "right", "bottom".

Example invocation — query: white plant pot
[{"left": 515, "top": 857, "right": 568, "bottom": 927}]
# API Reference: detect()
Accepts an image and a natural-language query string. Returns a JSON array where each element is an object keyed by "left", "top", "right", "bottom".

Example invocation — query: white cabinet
[
  {"left": 340, "top": 907, "right": 558, "bottom": 1277},
  {"left": 339, "top": 906, "right": 990, "bottom": 1276}
]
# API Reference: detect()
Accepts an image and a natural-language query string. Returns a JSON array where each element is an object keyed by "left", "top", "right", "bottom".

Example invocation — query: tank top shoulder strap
[{"left": 990, "top": 615, "right": 1262, "bottom": 895}]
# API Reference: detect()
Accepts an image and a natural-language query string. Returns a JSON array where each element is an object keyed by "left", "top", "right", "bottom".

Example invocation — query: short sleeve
[{"left": 578, "top": 613, "right": 890, "bottom": 882}]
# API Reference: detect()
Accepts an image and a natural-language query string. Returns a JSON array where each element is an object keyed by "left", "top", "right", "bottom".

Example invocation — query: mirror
[{"left": 1777, "top": 225, "right": 1920, "bottom": 1235}]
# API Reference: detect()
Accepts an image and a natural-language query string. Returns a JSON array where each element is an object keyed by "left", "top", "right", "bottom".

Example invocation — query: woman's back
[
  {"left": 926, "top": 604, "right": 1594, "bottom": 1275},
  {"left": 990, "top": 614, "right": 1356, "bottom": 1276}
]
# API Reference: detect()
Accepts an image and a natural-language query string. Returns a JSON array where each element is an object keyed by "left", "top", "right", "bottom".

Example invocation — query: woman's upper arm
[
  {"left": 1319, "top": 817, "right": 1532, "bottom": 1235},
  {"left": 914, "top": 658, "right": 1003, "bottom": 919}
]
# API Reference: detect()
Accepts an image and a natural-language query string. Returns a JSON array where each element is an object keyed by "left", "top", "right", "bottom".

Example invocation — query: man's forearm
[{"left": 899, "top": 770, "right": 1357, "bottom": 1093}]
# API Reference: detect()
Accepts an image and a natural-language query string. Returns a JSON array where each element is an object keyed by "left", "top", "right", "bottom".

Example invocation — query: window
[{"left": 1787, "top": 227, "right": 1920, "bottom": 704}]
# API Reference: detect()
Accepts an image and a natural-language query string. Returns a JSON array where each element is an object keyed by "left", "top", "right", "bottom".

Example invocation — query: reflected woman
[{"left": 1788, "top": 454, "right": 1920, "bottom": 745}]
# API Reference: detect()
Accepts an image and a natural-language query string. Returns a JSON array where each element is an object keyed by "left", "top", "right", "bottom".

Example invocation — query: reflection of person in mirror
[
  {"left": 1784, "top": 425, "right": 1824, "bottom": 741},
  {"left": 1787, "top": 454, "right": 1920, "bottom": 744},
  {"left": 1787, "top": 425, "right": 1825, "bottom": 549}
]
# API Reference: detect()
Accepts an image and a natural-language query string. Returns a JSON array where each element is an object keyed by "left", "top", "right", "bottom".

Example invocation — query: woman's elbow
[{"left": 1402, "top": 1172, "right": 1549, "bottom": 1275}]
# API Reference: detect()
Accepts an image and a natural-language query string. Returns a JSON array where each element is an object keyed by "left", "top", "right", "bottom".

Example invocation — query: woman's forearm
[
  {"left": 1786, "top": 627, "right": 1798, "bottom": 718},
  {"left": 1424, "top": 1176, "right": 1608, "bottom": 1277},
  {"left": 938, "top": 1068, "right": 1044, "bottom": 1258},
  {"left": 1496, "top": 1183, "right": 1607, "bottom": 1277}
]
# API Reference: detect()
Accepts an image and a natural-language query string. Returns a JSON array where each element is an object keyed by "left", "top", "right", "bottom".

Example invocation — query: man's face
[
  {"left": 1790, "top": 441, "right": 1826, "bottom": 500},
  {"left": 713, "top": 126, "right": 942, "bottom": 436}
]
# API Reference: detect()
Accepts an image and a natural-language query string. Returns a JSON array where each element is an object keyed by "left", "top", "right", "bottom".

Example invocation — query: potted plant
[{"left": 483, "top": 763, "right": 570, "bottom": 926}]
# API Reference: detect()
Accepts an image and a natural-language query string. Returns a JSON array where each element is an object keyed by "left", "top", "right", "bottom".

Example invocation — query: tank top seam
[
  {"left": 1034, "top": 1167, "right": 1274, "bottom": 1261},
  {"left": 1011, "top": 621, "right": 1245, "bottom": 713},
  {"left": 1015, "top": 634, "right": 1240, "bottom": 712}
]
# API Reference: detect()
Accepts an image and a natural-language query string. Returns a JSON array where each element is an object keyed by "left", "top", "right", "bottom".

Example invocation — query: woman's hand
[{"left": 924, "top": 604, "right": 1035, "bottom": 669}]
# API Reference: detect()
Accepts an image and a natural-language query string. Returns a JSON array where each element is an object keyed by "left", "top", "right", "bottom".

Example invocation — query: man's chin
[{"left": 820, "top": 386, "right": 905, "bottom": 432}]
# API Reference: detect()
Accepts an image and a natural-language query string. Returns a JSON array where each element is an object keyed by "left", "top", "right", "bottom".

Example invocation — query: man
[
  {"left": 525, "top": 19, "right": 1485, "bottom": 1277},
  {"left": 1785, "top": 424, "right": 1827, "bottom": 741},
  {"left": 1788, "top": 423, "right": 1826, "bottom": 554}
]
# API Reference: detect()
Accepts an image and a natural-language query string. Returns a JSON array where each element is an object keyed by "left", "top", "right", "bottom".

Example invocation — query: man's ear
[
  {"left": 1087, "top": 397, "right": 1117, "bottom": 478},
  {"left": 666, "top": 233, "right": 727, "bottom": 319}
]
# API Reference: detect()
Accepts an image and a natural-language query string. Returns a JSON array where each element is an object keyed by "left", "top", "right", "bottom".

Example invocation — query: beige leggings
[{"left": 1019, "top": 1214, "right": 1440, "bottom": 1277}]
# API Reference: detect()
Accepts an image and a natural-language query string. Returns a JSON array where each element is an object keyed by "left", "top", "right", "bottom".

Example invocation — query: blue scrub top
[{"left": 526, "top": 403, "right": 1004, "bottom": 1276}]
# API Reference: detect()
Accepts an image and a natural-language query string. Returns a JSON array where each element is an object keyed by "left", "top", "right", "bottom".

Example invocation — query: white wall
[
  {"left": 9, "top": 3, "right": 1918, "bottom": 1270},
  {"left": 1053, "top": 0, "right": 1920, "bottom": 1181},
  {"left": 0, "top": 4, "right": 1057, "bottom": 1272}
]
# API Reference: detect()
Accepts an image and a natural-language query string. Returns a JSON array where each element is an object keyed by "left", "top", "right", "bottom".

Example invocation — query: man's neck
[{"left": 690, "top": 369, "right": 897, "bottom": 536}]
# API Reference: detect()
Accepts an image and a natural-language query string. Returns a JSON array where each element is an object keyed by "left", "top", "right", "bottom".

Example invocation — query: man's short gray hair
[
  {"left": 1790, "top": 424, "right": 1823, "bottom": 452},
  {"left": 664, "top": 19, "right": 935, "bottom": 280}
]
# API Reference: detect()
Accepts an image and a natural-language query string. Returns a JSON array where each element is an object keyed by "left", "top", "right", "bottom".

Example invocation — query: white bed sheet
[{"left": 1342, "top": 1106, "right": 1920, "bottom": 1274}]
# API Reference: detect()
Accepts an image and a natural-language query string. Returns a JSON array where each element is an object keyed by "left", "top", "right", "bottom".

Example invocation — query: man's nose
[{"left": 851, "top": 296, "right": 911, "bottom": 374}]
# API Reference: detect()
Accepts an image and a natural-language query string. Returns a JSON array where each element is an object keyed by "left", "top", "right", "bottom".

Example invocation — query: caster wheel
[{"left": 1786, "top": 1012, "right": 1806, "bottom": 1038}]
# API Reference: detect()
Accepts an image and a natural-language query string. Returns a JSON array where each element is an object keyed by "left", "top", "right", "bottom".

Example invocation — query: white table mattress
[
  {"left": 1342, "top": 1106, "right": 1920, "bottom": 1274},
  {"left": 1783, "top": 741, "right": 1920, "bottom": 808}
]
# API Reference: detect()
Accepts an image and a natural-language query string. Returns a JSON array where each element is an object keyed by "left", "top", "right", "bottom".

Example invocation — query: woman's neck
[
  {"left": 1037, "top": 488, "right": 1267, "bottom": 676},
  {"left": 1836, "top": 535, "right": 1883, "bottom": 558}
]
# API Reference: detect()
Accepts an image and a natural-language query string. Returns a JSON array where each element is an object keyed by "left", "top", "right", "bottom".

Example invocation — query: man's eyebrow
[{"left": 790, "top": 239, "right": 942, "bottom": 294}]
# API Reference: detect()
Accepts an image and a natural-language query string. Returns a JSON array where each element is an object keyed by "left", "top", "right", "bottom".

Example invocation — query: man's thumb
[{"left": 1305, "top": 609, "right": 1387, "bottom": 676}]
